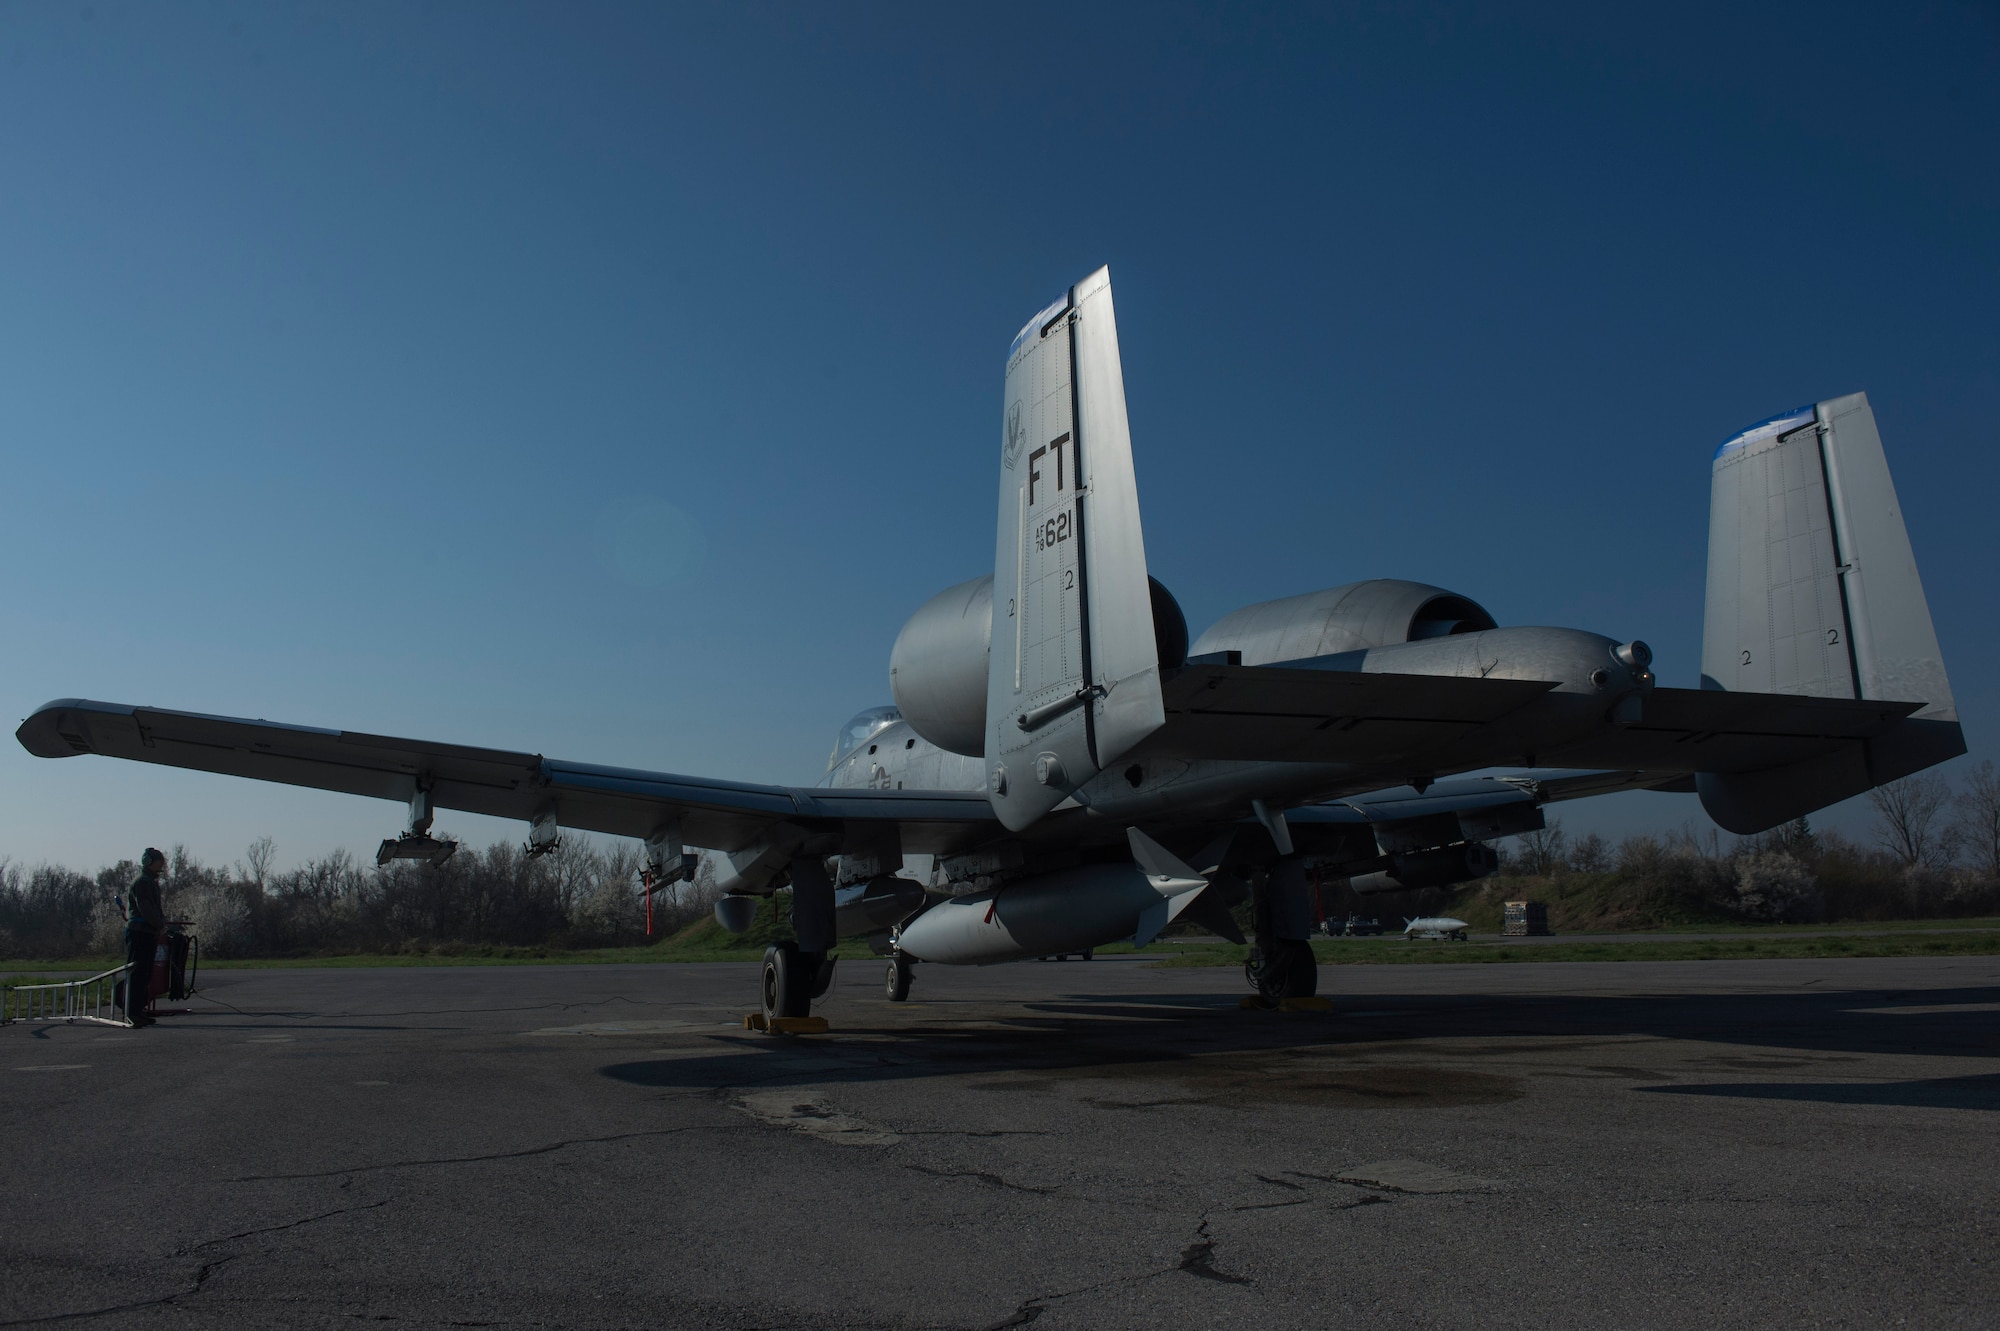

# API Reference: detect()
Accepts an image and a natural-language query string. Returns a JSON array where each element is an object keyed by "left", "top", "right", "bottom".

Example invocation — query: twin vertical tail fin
[
  {"left": 1699, "top": 392, "right": 1963, "bottom": 831},
  {"left": 986, "top": 267, "right": 1164, "bottom": 831}
]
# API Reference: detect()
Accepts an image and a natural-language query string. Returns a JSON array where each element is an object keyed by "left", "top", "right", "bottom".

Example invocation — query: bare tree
[
  {"left": 1954, "top": 760, "right": 2000, "bottom": 880},
  {"left": 1664, "top": 822, "right": 1723, "bottom": 861},
  {"left": 1568, "top": 832, "right": 1609, "bottom": 873},
  {"left": 244, "top": 836, "right": 276, "bottom": 890},
  {"left": 545, "top": 836, "right": 602, "bottom": 918},
  {"left": 1870, "top": 773, "right": 1961, "bottom": 870},
  {"left": 1514, "top": 821, "right": 1567, "bottom": 876}
]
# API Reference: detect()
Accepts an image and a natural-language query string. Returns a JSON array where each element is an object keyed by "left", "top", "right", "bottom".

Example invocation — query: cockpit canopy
[{"left": 828, "top": 705, "right": 903, "bottom": 771}]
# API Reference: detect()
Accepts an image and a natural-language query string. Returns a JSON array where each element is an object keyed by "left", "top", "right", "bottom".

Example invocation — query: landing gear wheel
[
  {"left": 762, "top": 942, "right": 819, "bottom": 1019},
  {"left": 812, "top": 956, "right": 838, "bottom": 999},
  {"left": 1249, "top": 939, "right": 1318, "bottom": 1004},
  {"left": 1288, "top": 931, "right": 1320, "bottom": 995},
  {"left": 885, "top": 956, "right": 914, "bottom": 1002}
]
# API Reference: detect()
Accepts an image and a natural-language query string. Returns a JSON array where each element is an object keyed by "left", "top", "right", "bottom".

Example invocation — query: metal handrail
[{"left": 2, "top": 964, "right": 135, "bottom": 1027}]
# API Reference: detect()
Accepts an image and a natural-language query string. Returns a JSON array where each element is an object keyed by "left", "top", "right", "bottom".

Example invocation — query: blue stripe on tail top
[
  {"left": 1008, "top": 293, "right": 1071, "bottom": 362},
  {"left": 1704, "top": 401, "right": 1816, "bottom": 459},
  {"left": 1715, "top": 404, "right": 1815, "bottom": 461}
]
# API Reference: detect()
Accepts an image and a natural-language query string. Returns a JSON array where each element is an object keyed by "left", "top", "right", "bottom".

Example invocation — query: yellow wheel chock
[{"left": 744, "top": 1013, "right": 830, "bottom": 1034}]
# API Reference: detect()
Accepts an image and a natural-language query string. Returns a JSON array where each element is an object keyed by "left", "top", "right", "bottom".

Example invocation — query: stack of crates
[{"left": 1502, "top": 901, "right": 1550, "bottom": 936}]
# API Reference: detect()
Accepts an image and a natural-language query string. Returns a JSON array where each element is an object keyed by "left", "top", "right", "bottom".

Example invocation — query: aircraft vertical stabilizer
[
  {"left": 986, "top": 266, "right": 1164, "bottom": 831},
  {"left": 1698, "top": 392, "right": 1963, "bottom": 831}
]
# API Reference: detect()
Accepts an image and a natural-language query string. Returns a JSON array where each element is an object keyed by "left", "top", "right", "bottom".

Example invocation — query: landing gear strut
[
  {"left": 1247, "top": 856, "right": 1319, "bottom": 1004},
  {"left": 884, "top": 954, "right": 915, "bottom": 1002}
]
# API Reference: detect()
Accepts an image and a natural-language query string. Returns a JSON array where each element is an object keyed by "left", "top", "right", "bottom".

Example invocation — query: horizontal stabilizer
[
  {"left": 1137, "top": 661, "right": 1554, "bottom": 763},
  {"left": 1546, "top": 686, "right": 1922, "bottom": 782}
]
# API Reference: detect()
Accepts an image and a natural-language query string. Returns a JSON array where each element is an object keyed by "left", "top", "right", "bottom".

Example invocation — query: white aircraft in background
[{"left": 1404, "top": 916, "right": 1470, "bottom": 941}]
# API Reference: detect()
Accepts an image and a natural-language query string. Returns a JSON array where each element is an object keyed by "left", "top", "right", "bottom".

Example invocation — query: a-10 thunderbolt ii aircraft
[{"left": 17, "top": 266, "right": 1964, "bottom": 1019}]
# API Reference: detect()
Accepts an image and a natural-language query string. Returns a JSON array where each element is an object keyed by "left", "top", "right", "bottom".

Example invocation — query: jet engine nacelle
[
  {"left": 1345, "top": 843, "right": 1500, "bottom": 894},
  {"left": 1189, "top": 579, "right": 1496, "bottom": 665},
  {"left": 890, "top": 574, "right": 1188, "bottom": 757},
  {"left": 890, "top": 576, "right": 995, "bottom": 758}
]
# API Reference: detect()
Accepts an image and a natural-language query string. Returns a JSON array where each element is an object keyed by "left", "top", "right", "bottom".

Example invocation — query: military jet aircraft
[
  {"left": 17, "top": 266, "right": 1963, "bottom": 1019},
  {"left": 1403, "top": 917, "right": 1471, "bottom": 942}
]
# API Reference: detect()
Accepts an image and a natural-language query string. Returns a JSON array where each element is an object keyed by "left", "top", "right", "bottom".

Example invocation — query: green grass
[
  {"left": 1142, "top": 931, "right": 2000, "bottom": 967},
  {"left": 3, "top": 973, "right": 80, "bottom": 989},
  {"left": 1446, "top": 868, "right": 2000, "bottom": 936},
  {"left": 8, "top": 909, "right": 2000, "bottom": 974},
  {"left": 0, "top": 899, "right": 864, "bottom": 972},
  {"left": 1612, "top": 915, "right": 2000, "bottom": 935}
]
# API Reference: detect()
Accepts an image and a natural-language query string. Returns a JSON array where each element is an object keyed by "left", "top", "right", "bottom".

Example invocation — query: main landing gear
[
  {"left": 1245, "top": 856, "right": 1320, "bottom": 1005},
  {"left": 1244, "top": 939, "right": 1318, "bottom": 1003},
  {"left": 762, "top": 941, "right": 836, "bottom": 1021},
  {"left": 884, "top": 953, "right": 915, "bottom": 1002}
]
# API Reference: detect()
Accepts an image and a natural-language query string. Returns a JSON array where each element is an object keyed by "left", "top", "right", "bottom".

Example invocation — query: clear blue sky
[{"left": 4, "top": 2, "right": 1996, "bottom": 871}]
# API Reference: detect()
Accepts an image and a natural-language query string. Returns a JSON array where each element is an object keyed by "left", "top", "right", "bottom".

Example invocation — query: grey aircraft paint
[{"left": 15, "top": 265, "right": 1965, "bottom": 1012}]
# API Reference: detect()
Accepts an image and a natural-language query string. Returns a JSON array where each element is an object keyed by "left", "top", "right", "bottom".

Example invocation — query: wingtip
[{"left": 15, "top": 698, "right": 128, "bottom": 758}]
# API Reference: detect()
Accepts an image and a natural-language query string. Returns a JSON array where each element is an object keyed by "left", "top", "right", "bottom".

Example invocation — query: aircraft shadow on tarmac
[
  {"left": 1639, "top": 1073, "right": 2000, "bottom": 1111},
  {"left": 600, "top": 985, "right": 2000, "bottom": 1103}
]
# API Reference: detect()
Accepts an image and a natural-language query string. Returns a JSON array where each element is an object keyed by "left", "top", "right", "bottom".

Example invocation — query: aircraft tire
[
  {"left": 1285, "top": 939, "right": 1319, "bottom": 998},
  {"left": 762, "top": 942, "right": 814, "bottom": 1019},
  {"left": 1255, "top": 939, "right": 1318, "bottom": 1003},
  {"left": 811, "top": 955, "right": 837, "bottom": 999},
  {"left": 885, "top": 957, "right": 913, "bottom": 1002}
]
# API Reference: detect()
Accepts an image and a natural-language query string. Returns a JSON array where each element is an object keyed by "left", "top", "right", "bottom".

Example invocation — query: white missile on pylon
[{"left": 895, "top": 828, "right": 1212, "bottom": 966}]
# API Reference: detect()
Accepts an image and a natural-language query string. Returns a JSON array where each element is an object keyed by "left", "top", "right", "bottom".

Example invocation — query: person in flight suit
[{"left": 123, "top": 848, "right": 168, "bottom": 1027}]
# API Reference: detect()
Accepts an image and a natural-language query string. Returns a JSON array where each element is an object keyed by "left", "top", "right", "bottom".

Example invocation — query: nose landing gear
[{"left": 884, "top": 954, "right": 915, "bottom": 1002}]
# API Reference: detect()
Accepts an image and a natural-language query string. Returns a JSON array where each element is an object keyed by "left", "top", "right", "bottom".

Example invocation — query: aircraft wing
[
  {"left": 14, "top": 699, "right": 998, "bottom": 856},
  {"left": 1135, "top": 660, "right": 1556, "bottom": 763}
]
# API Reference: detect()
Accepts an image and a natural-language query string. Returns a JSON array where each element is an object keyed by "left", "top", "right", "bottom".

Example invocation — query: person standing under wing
[{"left": 122, "top": 848, "right": 167, "bottom": 1026}]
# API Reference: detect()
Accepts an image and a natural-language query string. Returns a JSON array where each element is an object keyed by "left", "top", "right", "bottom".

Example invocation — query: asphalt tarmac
[{"left": 4, "top": 954, "right": 1997, "bottom": 1330}]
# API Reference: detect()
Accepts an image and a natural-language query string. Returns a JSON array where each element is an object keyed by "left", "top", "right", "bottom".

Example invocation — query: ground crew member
[{"left": 123, "top": 848, "right": 168, "bottom": 1026}]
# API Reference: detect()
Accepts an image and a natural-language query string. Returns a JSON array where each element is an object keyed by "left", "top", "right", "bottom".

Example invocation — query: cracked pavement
[{"left": 4, "top": 955, "right": 1997, "bottom": 1328}]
